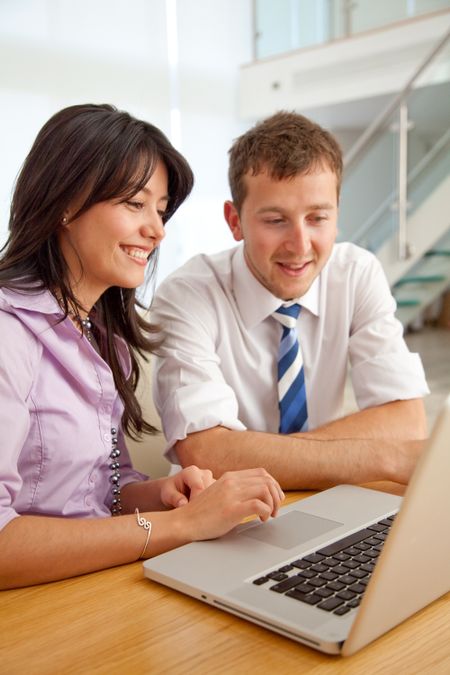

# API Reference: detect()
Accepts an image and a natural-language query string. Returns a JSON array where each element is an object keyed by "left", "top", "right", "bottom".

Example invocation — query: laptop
[{"left": 143, "top": 394, "right": 450, "bottom": 655}]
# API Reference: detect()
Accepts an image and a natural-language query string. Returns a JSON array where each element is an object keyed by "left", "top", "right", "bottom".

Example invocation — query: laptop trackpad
[{"left": 240, "top": 510, "right": 343, "bottom": 550}]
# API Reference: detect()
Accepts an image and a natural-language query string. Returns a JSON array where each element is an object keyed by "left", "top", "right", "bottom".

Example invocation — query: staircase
[
  {"left": 393, "top": 230, "right": 450, "bottom": 326},
  {"left": 339, "top": 29, "right": 450, "bottom": 329}
]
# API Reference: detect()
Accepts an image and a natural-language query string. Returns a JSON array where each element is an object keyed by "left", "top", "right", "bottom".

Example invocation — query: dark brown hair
[
  {"left": 0, "top": 103, "right": 194, "bottom": 438},
  {"left": 228, "top": 110, "right": 343, "bottom": 212}
]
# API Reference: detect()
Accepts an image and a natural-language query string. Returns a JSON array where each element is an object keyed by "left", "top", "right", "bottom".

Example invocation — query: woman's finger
[
  {"left": 180, "top": 466, "right": 214, "bottom": 499},
  {"left": 162, "top": 485, "right": 189, "bottom": 508}
]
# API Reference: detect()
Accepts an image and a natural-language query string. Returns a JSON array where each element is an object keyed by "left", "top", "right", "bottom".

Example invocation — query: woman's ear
[{"left": 224, "top": 201, "right": 243, "bottom": 241}]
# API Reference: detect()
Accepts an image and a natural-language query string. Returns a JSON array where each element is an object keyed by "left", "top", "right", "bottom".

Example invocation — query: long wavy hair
[{"left": 0, "top": 103, "right": 194, "bottom": 438}]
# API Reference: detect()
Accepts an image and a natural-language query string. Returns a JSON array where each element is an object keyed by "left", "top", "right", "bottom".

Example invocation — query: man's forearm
[
  {"left": 176, "top": 426, "right": 425, "bottom": 489},
  {"left": 296, "top": 399, "right": 428, "bottom": 441}
]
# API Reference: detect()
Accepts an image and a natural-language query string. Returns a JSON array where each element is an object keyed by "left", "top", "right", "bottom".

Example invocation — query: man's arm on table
[
  {"left": 295, "top": 398, "right": 427, "bottom": 440},
  {"left": 176, "top": 399, "right": 427, "bottom": 490}
]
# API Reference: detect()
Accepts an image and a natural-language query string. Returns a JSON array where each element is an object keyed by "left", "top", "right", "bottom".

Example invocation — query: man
[{"left": 151, "top": 111, "right": 429, "bottom": 489}]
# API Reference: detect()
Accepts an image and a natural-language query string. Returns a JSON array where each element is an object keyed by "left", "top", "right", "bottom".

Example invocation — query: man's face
[{"left": 225, "top": 167, "right": 339, "bottom": 300}]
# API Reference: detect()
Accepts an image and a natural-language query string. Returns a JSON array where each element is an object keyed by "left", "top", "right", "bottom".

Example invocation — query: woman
[{"left": 0, "top": 104, "right": 283, "bottom": 589}]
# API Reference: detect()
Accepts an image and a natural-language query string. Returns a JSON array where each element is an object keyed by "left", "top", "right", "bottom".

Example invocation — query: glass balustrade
[
  {"left": 254, "top": 0, "right": 450, "bottom": 60},
  {"left": 338, "top": 44, "right": 450, "bottom": 257}
]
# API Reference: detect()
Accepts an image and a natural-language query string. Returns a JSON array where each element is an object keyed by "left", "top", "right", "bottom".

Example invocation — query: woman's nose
[{"left": 140, "top": 214, "right": 165, "bottom": 244}]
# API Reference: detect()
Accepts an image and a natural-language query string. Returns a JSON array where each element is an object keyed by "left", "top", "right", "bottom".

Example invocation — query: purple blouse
[{"left": 0, "top": 287, "right": 147, "bottom": 531}]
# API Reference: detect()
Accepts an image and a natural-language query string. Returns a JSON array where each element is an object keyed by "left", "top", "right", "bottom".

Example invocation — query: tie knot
[{"left": 272, "top": 303, "right": 301, "bottom": 329}]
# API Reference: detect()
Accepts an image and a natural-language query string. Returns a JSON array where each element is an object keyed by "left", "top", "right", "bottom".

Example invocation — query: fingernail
[{"left": 177, "top": 497, "right": 188, "bottom": 507}]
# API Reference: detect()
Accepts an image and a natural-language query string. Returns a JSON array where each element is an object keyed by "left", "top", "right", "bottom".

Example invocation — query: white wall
[{"left": 0, "top": 0, "right": 252, "bottom": 284}]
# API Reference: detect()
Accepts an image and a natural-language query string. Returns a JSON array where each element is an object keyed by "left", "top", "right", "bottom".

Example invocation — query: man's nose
[{"left": 285, "top": 221, "right": 310, "bottom": 255}]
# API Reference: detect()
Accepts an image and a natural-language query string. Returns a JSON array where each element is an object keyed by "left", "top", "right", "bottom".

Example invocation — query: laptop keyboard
[{"left": 252, "top": 515, "right": 395, "bottom": 617}]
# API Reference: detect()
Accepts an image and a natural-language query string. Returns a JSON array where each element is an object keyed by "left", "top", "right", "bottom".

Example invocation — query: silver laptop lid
[{"left": 343, "top": 394, "right": 450, "bottom": 655}]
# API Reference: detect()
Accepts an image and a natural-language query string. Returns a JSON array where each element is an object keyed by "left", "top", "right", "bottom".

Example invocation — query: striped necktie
[{"left": 272, "top": 303, "right": 308, "bottom": 434}]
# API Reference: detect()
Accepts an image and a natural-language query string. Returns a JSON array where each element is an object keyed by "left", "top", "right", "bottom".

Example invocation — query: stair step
[
  {"left": 424, "top": 250, "right": 450, "bottom": 257},
  {"left": 394, "top": 274, "right": 446, "bottom": 286},
  {"left": 396, "top": 299, "right": 421, "bottom": 307}
]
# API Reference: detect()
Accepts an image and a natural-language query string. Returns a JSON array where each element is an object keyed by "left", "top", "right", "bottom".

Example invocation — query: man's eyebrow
[
  {"left": 256, "top": 206, "right": 285, "bottom": 214},
  {"left": 308, "top": 202, "right": 335, "bottom": 210},
  {"left": 256, "top": 202, "right": 335, "bottom": 214}
]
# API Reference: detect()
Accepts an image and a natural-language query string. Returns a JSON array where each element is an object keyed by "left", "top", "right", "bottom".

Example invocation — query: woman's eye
[{"left": 127, "top": 200, "right": 144, "bottom": 210}]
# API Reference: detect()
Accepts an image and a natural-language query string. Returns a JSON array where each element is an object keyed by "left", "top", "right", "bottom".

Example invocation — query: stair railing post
[
  {"left": 397, "top": 102, "right": 411, "bottom": 261},
  {"left": 342, "top": 0, "right": 354, "bottom": 38}
]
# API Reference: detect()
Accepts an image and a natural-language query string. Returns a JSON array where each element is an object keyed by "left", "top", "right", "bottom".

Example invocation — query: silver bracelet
[{"left": 135, "top": 508, "right": 152, "bottom": 559}]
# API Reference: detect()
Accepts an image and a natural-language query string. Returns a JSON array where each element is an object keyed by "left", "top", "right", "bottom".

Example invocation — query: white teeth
[
  {"left": 122, "top": 247, "right": 148, "bottom": 260},
  {"left": 282, "top": 261, "right": 309, "bottom": 269}
]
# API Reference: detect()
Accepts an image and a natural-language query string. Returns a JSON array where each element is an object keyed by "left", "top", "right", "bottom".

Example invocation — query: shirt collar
[
  {"left": 231, "top": 244, "right": 320, "bottom": 329},
  {"left": 1, "top": 286, "right": 62, "bottom": 315},
  {"left": 1, "top": 285, "right": 132, "bottom": 378}
]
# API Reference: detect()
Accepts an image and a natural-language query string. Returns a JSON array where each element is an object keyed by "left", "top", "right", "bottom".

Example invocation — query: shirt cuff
[
  {"left": 351, "top": 352, "right": 429, "bottom": 409},
  {"left": 159, "top": 382, "right": 246, "bottom": 464},
  {"left": 0, "top": 507, "right": 20, "bottom": 533},
  {"left": 120, "top": 468, "right": 149, "bottom": 487}
]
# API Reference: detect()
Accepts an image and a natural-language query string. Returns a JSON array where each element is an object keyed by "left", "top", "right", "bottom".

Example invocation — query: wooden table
[{"left": 1, "top": 485, "right": 449, "bottom": 674}]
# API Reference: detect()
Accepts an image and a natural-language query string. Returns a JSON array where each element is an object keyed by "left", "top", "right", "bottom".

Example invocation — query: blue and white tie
[{"left": 273, "top": 303, "right": 308, "bottom": 434}]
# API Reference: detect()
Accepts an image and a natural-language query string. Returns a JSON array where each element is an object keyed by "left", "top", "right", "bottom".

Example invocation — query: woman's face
[{"left": 58, "top": 160, "right": 168, "bottom": 310}]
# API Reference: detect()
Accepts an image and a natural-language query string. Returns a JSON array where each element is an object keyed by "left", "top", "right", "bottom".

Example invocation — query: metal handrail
[
  {"left": 348, "top": 128, "right": 450, "bottom": 247},
  {"left": 344, "top": 27, "right": 450, "bottom": 170}
]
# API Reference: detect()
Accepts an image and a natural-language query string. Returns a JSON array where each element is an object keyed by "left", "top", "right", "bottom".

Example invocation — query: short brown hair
[{"left": 228, "top": 111, "right": 343, "bottom": 212}]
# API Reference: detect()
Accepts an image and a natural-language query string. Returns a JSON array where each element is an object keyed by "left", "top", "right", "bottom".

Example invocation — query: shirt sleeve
[
  {"left": 348, "top": 253, "right": 429, "bottom": 409},
  {"left": 151, "top": 279, "right": 246, "bottom": 463},
  {"left": 0, "top": 310, "right": 40, "bottom": 531}
]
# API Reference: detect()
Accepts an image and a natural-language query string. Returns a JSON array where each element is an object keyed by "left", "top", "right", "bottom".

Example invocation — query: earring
[{"left": 61, "top": 216, "right": 68, "bottom": 225}]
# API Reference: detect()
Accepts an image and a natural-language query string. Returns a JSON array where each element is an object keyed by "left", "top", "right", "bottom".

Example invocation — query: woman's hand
[
  {"left": 175, "top": 468, "right": 285, "bottom": 541},
  {"left": 160, "top": 465, "right": 215, "bottom": 508}
]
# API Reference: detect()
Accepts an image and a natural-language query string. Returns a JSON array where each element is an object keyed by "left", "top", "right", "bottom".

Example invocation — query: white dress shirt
[{"left": 152, "top": 243, "right": 429, "bottom": 463}]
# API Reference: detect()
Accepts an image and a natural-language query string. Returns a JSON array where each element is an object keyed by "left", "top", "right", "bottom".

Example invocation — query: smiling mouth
[
  {"left": 277, "top": 261, "right": 312, "bottom": 275},
  {"left": 120, "top": 246, "right": 151, "bottom": 263}
]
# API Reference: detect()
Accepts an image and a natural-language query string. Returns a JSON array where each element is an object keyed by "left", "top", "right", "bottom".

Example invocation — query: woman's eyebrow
[{"left": 139, "top": 186, "right": 170, "bottom": 202}]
